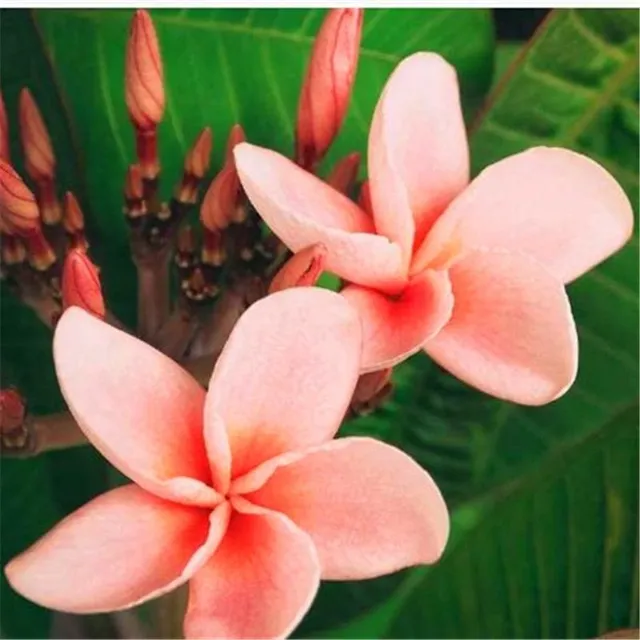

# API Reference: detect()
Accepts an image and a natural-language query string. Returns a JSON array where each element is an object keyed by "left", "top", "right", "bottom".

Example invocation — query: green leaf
[
  {"left": 32, "top": 8, "right": 494, "bottom": 327},
  {"left": 386, "top": 403, "right": 639, "bottom": 639}
]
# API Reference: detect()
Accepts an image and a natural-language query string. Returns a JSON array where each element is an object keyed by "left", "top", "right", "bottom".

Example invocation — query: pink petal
[
  {"left": 234, "top": 142, "right": 407, "bottom": 292},
  {"left": 5, "top": 485, "right": 231, "bottom": 613},
  {"left": 184, "top": 498, "right": 320, "bottom": 640},
  {"left": 413, "top": 147, "right": 634, "bottom": 283},
  {"left": 205, "top": 288, "right": 361, "bottom": 487},
  {"left": 54, "top": 308, "right": 220, "bottom": 505},
  {"left": 341, "top": 270, "right": 453, "bottom": 373},
  {"left": 424, "top": 249, "right": 578, "bottom": 405},
  {"left": 240, "top": 437, "right": 449, "bottom": 580},
  {"left": 368, "top": 53, "right": 469, "bottom": 250}
]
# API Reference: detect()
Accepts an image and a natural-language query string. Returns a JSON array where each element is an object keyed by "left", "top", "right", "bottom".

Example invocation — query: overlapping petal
[
  {"left": 341, "top": 270, "right": 453, "bottom": 372},
  {"left": 5, "top": 485, "right": 230, "bottom": 613},
  {"left": 424, "top": 249, "right": 578, "bottom": 405},
  {"left": 54, "top": 309, "right": 219, "bottom": 505},
  {"left": 413, "top": 147, "right": 633, "bottom": 283},
  {"left": 239, "top": 437, "right": 449, "bottom": 580},
  {"left": 205, "top": 288, "right": 361, "bottom": 487},
  {"left": 368, "top": 53, "right": 469, "bottom": 249},
  {"left": 234, "top": 143, "right": 406, "bottom": 292},
  {"left": 184, "top": 499, "right": 320, "bottom": 640}
]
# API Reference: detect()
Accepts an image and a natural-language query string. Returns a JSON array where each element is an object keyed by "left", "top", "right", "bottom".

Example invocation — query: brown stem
[
  {"left": 135, "top": 250, "right": 171, "bottom": 343},
  {"left": 154, "top": 304, "right": 201, "bottom": 360}
]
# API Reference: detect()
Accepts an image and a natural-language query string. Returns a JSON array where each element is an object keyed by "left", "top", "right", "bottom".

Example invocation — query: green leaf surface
[{"left": 386, "top": 403, "right": 639, "bottom": 639}]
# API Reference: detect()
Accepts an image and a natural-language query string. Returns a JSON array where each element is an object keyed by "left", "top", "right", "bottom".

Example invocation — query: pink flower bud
[
  {"left": 225, "top": 124, "right": 246, "bottom": 165},
  {"left": 19, "top": 88, "right": 56, "bottom": 182},
  {"left": 62, "top": 249, "right": 105, "bottom": 319},
  {"left": 0, "top": 92, "right": 10, "bottom": 162},
  {"left": 200, "top": 163, "right": 241, "bottom": 231},
  {"left": 0, "top": 160, "right": 40, "bottom": 235},
  {"left": 25, "top": 229, "right": 56, "bottom": 271},
  {"left": 125, "top": 10, "right": 165, "bottom": 131},
  {"left": 326, "top": 152, "right": 360, "bottom": 194},
  {"left": 269, "top": 243, "right": 327, "bottom": 293},
  {"left": 295, "top": 8, "right": 363, "bottom": 170},
  {"left": 358, "top": 179, "right": 372, "bottom": 216},
  {"left": 0, "top": 388, "right": 26, "bottom": 434},
  {"left": 184, "top": 127, "right": 213, "bottom": 180},
  {"left": 63, "top": 192, "right": 84, "bottom": 233}
]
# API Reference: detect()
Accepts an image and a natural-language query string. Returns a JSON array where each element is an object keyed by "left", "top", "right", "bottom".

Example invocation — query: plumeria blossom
[
  {"left": 5, "top": 288, "right": 448, "bottom": 639},
  {"left": 234, "top": 52, "right": 634, "bottom": 406}
]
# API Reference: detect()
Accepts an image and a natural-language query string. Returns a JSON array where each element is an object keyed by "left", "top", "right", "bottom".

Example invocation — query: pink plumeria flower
[
  {"left": 234, "top": 52, "right": 634, "bottom": 406},
  {"left": 5, "top": 288, "right": 448, "bottom": 640}
]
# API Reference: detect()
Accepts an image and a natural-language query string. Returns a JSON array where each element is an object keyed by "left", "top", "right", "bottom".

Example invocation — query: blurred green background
[{"left": 0, "top": 8, "right": 638, "bottom": 639}]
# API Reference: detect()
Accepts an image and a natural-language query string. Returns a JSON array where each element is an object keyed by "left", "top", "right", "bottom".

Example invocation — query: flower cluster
[{"left": 2, "top": 7, "right": 633, "bottom": 640}]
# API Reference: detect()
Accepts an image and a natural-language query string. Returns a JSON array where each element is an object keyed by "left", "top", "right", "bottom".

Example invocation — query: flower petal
[
  {"left": 53, "top": 308, "right": 220, "bottom": 505},
  {"left": 242, "top": 437, "right": 449, "bottom": 580},
  {"left": 184, "top": 498, "right": 320, "bottom": 640},
  {"left": 341, "top": 270, "right": 453, "bottom": 373},
  {"left": 235, "top": 142, "right": 406, "bottom": 292},
  {"left": 414, "top": 147, "right": 634, "bottom": 283},
  {"left": 5, "top": 485, "right": 230, "bottom": 613},
  {"left": 205, "top": 288, "right": 361, "bottom": 487},
  {"left": 424, "top": 249, "right": 578, "bottom": 405},
  {"left": 368, "top": 53, "right": 469, "bottom": 249}
]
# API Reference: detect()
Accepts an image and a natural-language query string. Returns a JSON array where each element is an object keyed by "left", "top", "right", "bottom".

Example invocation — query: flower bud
[
  {"left": 358, "top": 179, "right": 372, "bottom": 216},
  {"left": 184, "top": 127, "right": 213, "bottom": 180},
  {"left": 201, "top": 227, "right": 226, "bottom": 267},
  {"left": 25, "top": 229, "right": 56, "bottom": 271},
  {"left": 63, "top": 192, "right": 89, "bottom": 251},
  {"left": 0, "top": 92, "right": 10, "bottom": 162},
  {"left": 200, "top": 163, "right": 241, "bottom": 231},
  {"left": 176, "top": 224, "right": 195, "bottom": 268},
  {"left": 351, "top": 368, "right": 393, "bottom": 415},
  {"left": 326, "top": 152, "right": 360, "bottom": 194},
  {"left": 295, "top": 8, "right": 363, "bottom": 170},
  {"left": 0, "top": 160, "right": 40, "bottom": 235},
  {"left": 0, "top": 388, "right": 26, "bottom": 434},
  {"left": 1, "top": 235, "right": 26, "bottom": 266},
  {"left": 19, "top": 88, "right": 56, "bottom": 182},
  {"left": 178, "top": 127, "right": 213, "bottom": 204},
  {"left": 125, "top": 9, "right": 165, "bottom": 131},
  {"left": 62, "top": 249, "right": 105, "bottom": 319},
  {"left": 225, "top": 124, "right": 246, "bottom": 165},
  {"left": 269, "top": 243, "right": 327, "bottom": 294}
]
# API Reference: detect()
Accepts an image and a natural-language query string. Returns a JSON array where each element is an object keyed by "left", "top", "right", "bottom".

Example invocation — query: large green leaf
[
  {"left": 33, "top": 8, "right": 494, "bottom": 327},
  {"left": 387, "top": 403, "right": 639, "bottom": 638}
]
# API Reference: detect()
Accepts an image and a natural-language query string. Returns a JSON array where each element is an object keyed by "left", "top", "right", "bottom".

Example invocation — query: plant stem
[{"left": 135, "top": 249, "right": 171, "bottom": 343}]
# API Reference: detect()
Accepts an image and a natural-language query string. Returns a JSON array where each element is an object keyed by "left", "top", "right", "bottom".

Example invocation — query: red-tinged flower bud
[
  {"left": 295, "top": 8, "right": 363, "bottom": 170},
  {"left": 0, "top": 93, "right": 10, "bottom": 162},
  {"left": 184, "top": 127, "right": 213, "bottom": 180},
  {"left": 225, "top": 124, "right": 246, "bottom": 166},
  {"left": 200, "top": 163, "right": 241, "bottom": 231},
  {"left": 19, "top": 88, "right": 56, "bottom": 182},
  {"left": 1, "top": 234, "right": 26, "bottom": 266},
  {"left": 25, "top": 229, "right": 56, "bottom": 271},
  {"left": 0, "top": 388, "right": 26, "bottom": 434},
  {"left": 62, "top": 192, "right": 85, "bottom": 234},
  {"left": 0, "top": 160, "right": 40, "bottom": 236},
  {"left": 351, "top": 368, "right": 393, "bottom": 415},
  {"left": 269, "top": 243, "right": 327, "bottom": 294},
  {"left": 62, "top": 249, "right": 105, "bottom": 319},
  {"left": 326, "top": 152, "right": 360, "bottom": 194},
  {"left": 358, "top": 179, "right": 372, "bottom": 216},
  {"left": 125, "top": 10, "right": 165, "bottom": 131},
  {"left": 201, "top": 227, "right": 226, "bottom": 267}
]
